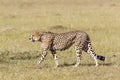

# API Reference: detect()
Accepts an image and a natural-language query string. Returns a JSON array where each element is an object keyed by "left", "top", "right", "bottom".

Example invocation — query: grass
[{"left": 0, "top": 0, "right": 120, "bottom": 80}]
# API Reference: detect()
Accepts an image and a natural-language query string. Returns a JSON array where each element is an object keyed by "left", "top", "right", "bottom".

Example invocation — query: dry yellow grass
[{"left": 0, "top": 0, "right": 120, "bottom": 80}]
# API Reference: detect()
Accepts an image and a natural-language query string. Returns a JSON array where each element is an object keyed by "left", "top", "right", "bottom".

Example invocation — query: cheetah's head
[{"left": 29, "top": 32, "right": 42, "bottom": 42}]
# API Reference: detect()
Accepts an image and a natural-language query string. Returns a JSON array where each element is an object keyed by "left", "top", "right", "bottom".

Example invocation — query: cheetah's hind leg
[{"left": 86, "top": 42, "right": 105, "bottom": 67}]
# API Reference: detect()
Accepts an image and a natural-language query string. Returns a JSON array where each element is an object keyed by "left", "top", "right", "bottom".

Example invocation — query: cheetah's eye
[{"left": 29, "top": 35, "right": 34, "bottom": 40}]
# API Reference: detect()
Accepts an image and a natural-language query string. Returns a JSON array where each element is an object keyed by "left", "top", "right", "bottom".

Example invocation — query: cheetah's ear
[
  {"left": 34, "top": 32, "right": 42, "bottom": 36},
  {"left": 34, "top": 32, "right": 44, "bottom": 42}
]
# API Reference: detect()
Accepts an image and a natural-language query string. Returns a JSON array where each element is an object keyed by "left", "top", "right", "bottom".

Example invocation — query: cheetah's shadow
[{"left": 60, "top": 62, "right": 112, "bottom": 67}]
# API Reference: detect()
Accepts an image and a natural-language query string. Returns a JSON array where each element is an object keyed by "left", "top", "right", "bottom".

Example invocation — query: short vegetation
[{"left": 0, "top": 0, "right": 120, "bottom": 80}]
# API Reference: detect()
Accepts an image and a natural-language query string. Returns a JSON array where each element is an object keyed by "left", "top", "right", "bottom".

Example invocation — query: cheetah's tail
[{"left": 97, "top": 55, "right": 105, "bottom": 61}]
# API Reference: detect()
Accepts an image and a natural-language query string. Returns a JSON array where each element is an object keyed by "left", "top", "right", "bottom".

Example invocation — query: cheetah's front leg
[
  {"left": 74, "top": 45, "right": 82, "bottom": 67},
  {"left": 51, "top": 50, "right": 59, "bottom": 67},
  {"left": 37, "top": 49, "right": 48, "bottom": 64}
]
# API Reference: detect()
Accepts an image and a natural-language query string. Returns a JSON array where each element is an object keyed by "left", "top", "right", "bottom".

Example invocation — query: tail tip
[
  {"left": 97, "top": 55, "right": 105, "bottom": 61},
  {"left": 101, "top": 56, "right": 105, "bottom": 61}
]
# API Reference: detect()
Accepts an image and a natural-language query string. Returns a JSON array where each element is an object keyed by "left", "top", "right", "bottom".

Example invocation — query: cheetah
[{"left": 29, "top": 31, "right": 105, "bottom": 67}]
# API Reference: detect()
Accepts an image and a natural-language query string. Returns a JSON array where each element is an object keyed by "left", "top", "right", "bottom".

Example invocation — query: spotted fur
[{"left": 29, "top": 31, "right": 105, "bottom": 67}]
